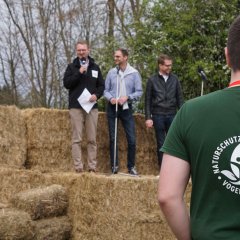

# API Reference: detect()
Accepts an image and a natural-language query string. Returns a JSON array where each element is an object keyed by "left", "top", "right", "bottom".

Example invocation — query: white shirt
[{"left": 159, "top": 72, "right": 169, "bottom": 82}]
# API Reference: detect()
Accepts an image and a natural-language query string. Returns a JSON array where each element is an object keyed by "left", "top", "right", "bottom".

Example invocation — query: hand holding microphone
[{"left": 80, "top": 57, "right": 87, "bottom": 74}]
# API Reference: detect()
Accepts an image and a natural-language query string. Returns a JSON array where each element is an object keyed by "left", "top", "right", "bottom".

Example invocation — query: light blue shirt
[{"left": 104, "top": 63, "right": 143, "bottom": 101}]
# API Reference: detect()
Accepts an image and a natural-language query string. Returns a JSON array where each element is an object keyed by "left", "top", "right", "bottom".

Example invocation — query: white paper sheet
[{"left": 77, "top": 88, "right": 96, "bottom": 113}]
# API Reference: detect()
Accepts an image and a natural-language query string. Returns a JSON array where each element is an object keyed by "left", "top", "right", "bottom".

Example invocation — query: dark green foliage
[{"left": 153, "top": 0, "right": 238, "bottom": 99}]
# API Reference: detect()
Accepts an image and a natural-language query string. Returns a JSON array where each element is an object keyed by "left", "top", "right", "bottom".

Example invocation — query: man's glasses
[{"left": 163, "top": 64, "right": 172, "bottom": 68}]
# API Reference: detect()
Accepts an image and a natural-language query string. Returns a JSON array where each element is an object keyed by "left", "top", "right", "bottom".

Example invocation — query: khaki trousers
[{"left": 69, "top": 108, "right": 98, "bottom": 170}]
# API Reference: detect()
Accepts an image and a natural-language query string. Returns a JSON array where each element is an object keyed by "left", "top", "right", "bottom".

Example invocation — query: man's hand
[
  {"left": 110, "top": 98, "right": 117, "bottom": 105},
  {"left": 118, "top": 96, "right": 128, "bottom": 105},
  {"left": 89, "top": 94, "right": 97, "bottom": 102},
  {"left": 79, "top": 66, "right": 87, "bottom": 74},
  {"left": 145, "top": 119, "right": 153, "bottom": 128}
]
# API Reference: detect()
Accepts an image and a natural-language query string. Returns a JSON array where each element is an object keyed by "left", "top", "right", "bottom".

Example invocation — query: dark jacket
[
  {"left": 145, "top": 73, "right": 184, "bottom": 119},
  {"left": 63, "top": 56, "right": 104, "bottom": 109}
]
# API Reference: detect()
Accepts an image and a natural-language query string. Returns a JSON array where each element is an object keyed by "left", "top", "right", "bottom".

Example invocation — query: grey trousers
[{"left": 69, "top": 108, "right": 98, "bottom": 170}]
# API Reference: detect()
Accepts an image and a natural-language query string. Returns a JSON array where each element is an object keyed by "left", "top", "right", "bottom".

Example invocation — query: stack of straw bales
[
  {"left": 0, "top": 106, "right": 192, "bottom": 240},
  {"left": 23, "top": 108, "right": 158, "bottom": 175},
  {"left": 0, "top": 167, "right": 192, "bottom": 240},
  {"left": 0, "top": 105, "right": 26, "bottom": 168},
  {"left": 8, "top": 184, "right": 71, "bottom": 240}
]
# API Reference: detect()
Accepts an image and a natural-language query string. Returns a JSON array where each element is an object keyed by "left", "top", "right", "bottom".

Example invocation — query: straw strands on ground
[
  {"left": 10, "top": 184, "right": 68, "bottom": 220},
  {"left": 0, "top": 106, "right": 26, "bottom": 168},
  {"left": 0, "top": 208, "right": 34, "bottom": 240}
]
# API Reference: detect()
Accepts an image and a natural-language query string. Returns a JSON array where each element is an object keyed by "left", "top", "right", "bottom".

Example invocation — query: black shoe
[
  {"left": 112, "top": 166, "right": 119, "bottom": 174},
  {"left": 128, "top": 167, "right": 138, "bottom": 176}
]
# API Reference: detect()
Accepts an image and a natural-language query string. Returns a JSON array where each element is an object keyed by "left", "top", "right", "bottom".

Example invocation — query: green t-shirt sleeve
[{"left": 161, "top": 104, "right": 189, "bottom": 162}]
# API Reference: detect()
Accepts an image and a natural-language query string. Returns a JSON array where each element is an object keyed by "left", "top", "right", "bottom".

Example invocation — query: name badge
[{"left": 92, "top": 70, "right": 98, "bottom": 78}]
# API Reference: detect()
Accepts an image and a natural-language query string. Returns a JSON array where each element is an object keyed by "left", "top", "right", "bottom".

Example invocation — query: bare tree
[
  {"left": 114, "top": 0, "right": 146, "bottom": 41},
  {"left": 107, "top": 0, "right": 115, "bottom": 39},
  {"left": 1, "top": 0, "right": 70, "bottom": 107},
  {"left": 0, "top": 0, "right": 120, "bottom": 108},
  {"left": 0, "top": 14, "right": 20, "bottom": 105}
]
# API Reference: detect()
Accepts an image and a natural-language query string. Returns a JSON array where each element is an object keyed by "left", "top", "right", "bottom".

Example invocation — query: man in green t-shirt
[{"left": 158, "top": 15, "right": 240, "bottom": 240}]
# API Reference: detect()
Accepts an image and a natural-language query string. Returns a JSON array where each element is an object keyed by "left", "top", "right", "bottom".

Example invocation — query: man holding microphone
[{"left": 63, "top": 40, "right": 104, "bottom": 173}]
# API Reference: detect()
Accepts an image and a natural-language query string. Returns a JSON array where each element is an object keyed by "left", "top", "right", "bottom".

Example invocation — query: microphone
[
  {"left": 116, "top": 65, "right": 120, "bottom": 74},
  {"left": 80, "top": 57, "right": 86, "bottom": 65},
  {"left": 198, "top": 66, "right": 208, "bottom": 81},
  {"left": 80, "top": 57, "right": 87, "bottom": 74}
]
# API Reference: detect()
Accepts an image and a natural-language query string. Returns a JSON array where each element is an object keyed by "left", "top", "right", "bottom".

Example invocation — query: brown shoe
[
  {"left": 76, "top": 168, "right": 83, "bottom": 173},
  {"left": 88, "top": 169, "right": 97, "bottom": 173}
]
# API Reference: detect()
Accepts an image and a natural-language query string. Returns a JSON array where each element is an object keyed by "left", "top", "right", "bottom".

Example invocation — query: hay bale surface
[
  {"left": 0, "top": 202, "right": 8, "bottom": 209},
  {"left": 23, "top": 108, "right": 72, "bottom": 172},
  {"left": 10, "top": 184, "right": 68, "bottom": 220},
  {"left": 34, "top": 216, "right": 72, "bottom": 240},
  {"left": 23, "top": 109, "right": 158, "bottom": 175},
  {"left": 0, "top": 105, "right": 26, "bottom": 168},
  {"left": 68, "top": 173, "right": 177, "bottom": 240},
  {"left": 0, "top": 167, "right": 46, "bottom": 203},
  {"left": 0, "top": 208, "right": 34, "bottom": 240}
]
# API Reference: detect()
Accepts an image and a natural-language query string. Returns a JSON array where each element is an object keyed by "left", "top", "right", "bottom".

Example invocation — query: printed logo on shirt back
[{"left": 212, "top": 136, "right": 240, "bottom": 195}]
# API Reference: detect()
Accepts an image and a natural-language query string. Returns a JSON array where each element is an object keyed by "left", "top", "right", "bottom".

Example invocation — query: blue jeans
[
  {"left": 152, "top": 114, "right": 175, "bottom": 167},
  {"left": 107, "top": 103, "right": 136, "bottom": 170}
]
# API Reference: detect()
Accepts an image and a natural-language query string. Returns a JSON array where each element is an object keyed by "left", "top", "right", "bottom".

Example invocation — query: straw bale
[
  {"left": 67, "top": 173, "right": 177, "bottom": 240},
  {"left": 22, "top": 108, "right": 73, "bottom": 172},
  {"left": 0, "top": 167, "right": 46, "bottom": 203},
  {"left": 10, "top": 184, "right": 68, "bottom": 220},
  {"left": 34, "top": 216, "right": 72, "bottom": 240},
  {"left": 0, "top": 105, "right": 27, "bottom": 168},
  {"left": 0, "top": 208, "right": 34, "bottom": 240},
  {"left": 22, "top": 108, "right": 158, "bottom": 175}
]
